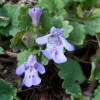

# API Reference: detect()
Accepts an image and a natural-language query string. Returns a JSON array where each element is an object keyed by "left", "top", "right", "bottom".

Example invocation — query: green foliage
[
  {"left": 68, "top": 22, "right": 86, "bottom": 45},
  {"left": 0, "top": 78, "right": 17, "bottom": 100},
  {"left": 39, "top": 0, "right": 64, "bottom": 13},
  {"left": 71, "top": 95, "right": 89, "bottom": 100},
  {"left": 0, "top": 47, "right": 4, "bottom": 54},
  {"left": 93, "top": 86, "right": 100, "bottom": 100},
  {"left": 17, "top": 50, "right": 30, "bottom": 65},
  {"left": 62, "top": 0, "right": 85, "bottom": 7},
  {"left": 62, "top": 21, "right": 73, "bottom": 38},
  {"left": 0, "top": 20, "right": 9, "bottom": 27},
  {"left": 2, "top": 0, "right": 100, "bottom": 99},
  {"left": 90, "top": 8, "right": 100, "bottom": 19},
  {"left": 37, "top": 53, "right": 48, "bottom": 65},
  {"left": 10, "top": 31, "right": 26, "bottom": 50},
  {"left": 76, "top": 5, "right": 84, "bottom": 18},
  {"left": 0, "top": 3, "right": 20, "bottom": 36},
  {"left": 40, "top": 10, "right": 73, "bottom": 38},
  {"left": 18, "top": 4, "right": 33, "bottom": 30},
  {"left": 85, "top": 18, "right": 100, "bottom": 35},
  {"left": 89, "top": 56, "right": 100, "bottom": 81},
  {"left": 56, "top": 58, "right": 85, "bottom": 94}
]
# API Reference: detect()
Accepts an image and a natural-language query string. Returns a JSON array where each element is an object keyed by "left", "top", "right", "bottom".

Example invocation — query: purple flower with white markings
[
  {"left": 36, "top": 26, "right": 75, "bottom": 63},
  {"left": 28, "top": 8, "right": 42, "bottom": 26},
  {"left": 16, "top": 55, "right": 45, "bottom": 87}
]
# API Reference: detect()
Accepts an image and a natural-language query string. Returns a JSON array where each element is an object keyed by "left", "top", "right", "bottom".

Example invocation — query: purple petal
[
  {"left": 32, "top": 75, "right": 41, "bottom": 86},
  {"left": 16, "top": 62, "right": 26, "bottom": 76},
  {"left": 36, "top": 63, "right": 45, "bottom": 74},
  {"left": 52, "top": 46, "right": 67, "bottom": 63},
  {"left": 28, "top": 8, "right": 42, "bottom": 25},
  {"left": 42, "top": 49, "right": 52, "bottom": 59},
  {"left": 36, "top": 34, "right": 50, "bottom": 45},
  {"left": 58, "top": 29, "right": 66, "bottom": 36},
  {"left": 23, "top": 68, "right": 41, "bottom": 87},
  {"left": 23, "top": 70, "right": 33, "bottom": 87},
  {"left": 27, "top": 55, "right": 36, "bottom": 66},
  {"left": 60, "top": 36, "right": 75, "bottom": 51},
  {"left": 50, "top": 26, "right": 56, "bottom": 34},
  {"left": 50, "top": 26, "right": 66, "bottom": 36}
]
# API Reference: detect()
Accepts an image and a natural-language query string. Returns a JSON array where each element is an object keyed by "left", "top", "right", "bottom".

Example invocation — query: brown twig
[
  {"left": 5, "top": 51, "right": 18, "bottom": 57},
  {"left": 66, "top": 18, "right": 85, "bottom": 24},
  {"left": 0, "top": 58, "right": 12, "bottom": 62},
  {"left": 74, "top": 56, "right": 91, "bottom": 64}
]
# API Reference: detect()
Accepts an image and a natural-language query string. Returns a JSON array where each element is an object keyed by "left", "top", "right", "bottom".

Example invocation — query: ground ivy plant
[{"left": 1, "top": 0, "right": 100, "bottom": 99}]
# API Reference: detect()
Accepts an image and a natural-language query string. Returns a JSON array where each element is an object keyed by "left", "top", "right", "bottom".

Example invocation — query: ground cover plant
[{"left": 1, "top": 0, "right": 100, "bottom": 100}]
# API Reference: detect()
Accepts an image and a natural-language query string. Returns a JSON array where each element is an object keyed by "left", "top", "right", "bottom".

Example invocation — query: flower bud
[{"left": 28, "top": 8, "right": 42, "bottom": 26}]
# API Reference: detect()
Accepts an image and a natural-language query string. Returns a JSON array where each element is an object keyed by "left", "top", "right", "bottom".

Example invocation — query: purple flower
[
  {"left": 36, "top": 26, "right": 75, "bottom": 63},
  {"left": 16, "top": 55, "right": 45, "bottom": 87},
  {"left": 28, "top": 8, "right": 42, "bottom": 26}
]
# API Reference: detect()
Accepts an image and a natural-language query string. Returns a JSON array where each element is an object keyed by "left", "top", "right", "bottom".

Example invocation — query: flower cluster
[
  {"left": 16, "top": 55, "right": 45, "bottom": 87},
  {"left": 16, "top": 7, "right": 75, "bottom": 87}
]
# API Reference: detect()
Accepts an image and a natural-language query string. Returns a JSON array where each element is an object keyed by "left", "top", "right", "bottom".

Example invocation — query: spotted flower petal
[
  {"left": 52, "top": 46, "right": 67, "bottom": 63},
  {"left": 23, "top": 70, "right": 33, "bottom": 87},
  {"left": 32, "top": 74, "right": 41, "bottom": 86}
]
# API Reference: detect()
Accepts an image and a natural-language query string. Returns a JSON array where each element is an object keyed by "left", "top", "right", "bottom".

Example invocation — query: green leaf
[
  {"left": 71, "top": 94, "right": 89, "bottom": 100},
  {"left": 37, "top": 53, "right": 48, "bottom": 65},
  {"left": 89, "top": 56, "right": 100, "bottom": 81},
  {"left": 31, "top": 44, "right": 41, "bottom": 55},
  {"left": 62, "top": 21, "right": 73, "bottom": 38},
  {"left": 85, "top": 18, "right": 100, "bottom": 35},
  {"left": 62, "top": 0, "right": 85, "bottom": 7},
  {"left": 0, "top": 8, "right": 9, "bottom": 27},
  {"left": 0, "top": 78, "right": 17, "bottom": 100},
  {"left": 40, "top": 11, "right": 53, "bottom": 34},
  {"left": 56, "top": 58, "right": 85, "bottom": 94},
  {"left": 10, "top": 31, "right": 26, "bottom": 50},
  {"left": 17, "top": 50, "right": 30, "bottom": 65},
  {"left": 39, "top": 0, "right": 64, "bottom": 13},
  {"left": 76, "top": 5, "right": 84, "bottom": 18},
  {"left": 83, "top": 0, "right": 98, "bottom": 9},
  {"left": 93, "top": 86, "right": 100, "bottom": 100},
  {"left": 0, "top": 3, "right": 20, "bottom": 36},
  {"left": 40, "top": 12, "right": 63, "bottom": 34},
  {"left": 0, "top": 47, "right": 4, "bottom": 54},
  {"left": 18, "top": 4, "right": 33, "bottom": 30},
  {"left": 90, "top": 8, "right": 100, "bottom": 19},
  {"left": 40, "top": 11, "right": 73, "bottom": 37},
  {"left": 68, "top": 22, "right": 86, "bottom": 45},
  {"left": 0, "top": 20, "right": 9, "bottom": 27}
]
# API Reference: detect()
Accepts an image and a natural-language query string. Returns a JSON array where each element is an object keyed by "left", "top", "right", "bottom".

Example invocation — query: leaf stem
[
  {"left": 95, "top": 34, "right": 100, "bottom": 48},
  {"left": 0, "top": 16, "right": 10, "bottom": 22}
]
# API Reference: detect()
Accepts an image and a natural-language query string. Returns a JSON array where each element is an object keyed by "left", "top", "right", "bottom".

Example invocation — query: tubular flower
[
  {"left": 16, "top": 55, "right": 45, "bottom": 87},
  {"left": 36, "top": 26, "right": 75, "bottom": 63},
  {"left": 28, "top": 8, "right": 42, "bottom": 26}
]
